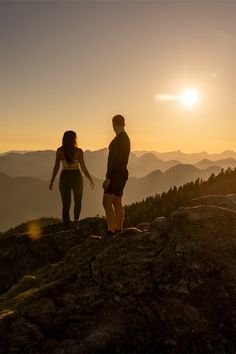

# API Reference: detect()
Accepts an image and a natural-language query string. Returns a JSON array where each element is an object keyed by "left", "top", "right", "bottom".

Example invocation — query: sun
[{"left": 180, "top": 89, "right": 199, "bottom": 107}]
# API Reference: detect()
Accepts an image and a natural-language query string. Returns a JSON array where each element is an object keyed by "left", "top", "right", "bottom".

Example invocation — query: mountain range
[
  {"left": 1, "top": 149, "right": 236, "bottom": 231},
  {"left": 133, "top": 149, "right": 236, "bottom": 163},
  {"left": 1, "top": 149, "right": 236, "bottom": 180},
  {"left": 0, "top": 150, "right": 180, "bottom": 179},
  {"left": 0, "top": 162, "right": 221, "bottom": 232}
]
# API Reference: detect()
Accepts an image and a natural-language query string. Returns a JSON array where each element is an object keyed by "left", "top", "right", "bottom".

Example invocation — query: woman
[{"left": 49, "top": 130, "right": 94, "bottom": 229}]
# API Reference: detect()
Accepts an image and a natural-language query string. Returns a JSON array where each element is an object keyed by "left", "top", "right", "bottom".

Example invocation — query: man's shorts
[{"left": 105, "top": 177, "right": 127, "bottom": 197}]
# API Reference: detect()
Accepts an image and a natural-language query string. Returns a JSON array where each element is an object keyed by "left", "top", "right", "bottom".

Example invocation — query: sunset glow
[
  {"left": 156, "top": 89, "right": 199, "bottom": 108},
  {"left": 180, "top": 89, "right": 199, "bottom": 107},
  {"left": 1, "top": 1, "right": 236, "bottom": 153}
]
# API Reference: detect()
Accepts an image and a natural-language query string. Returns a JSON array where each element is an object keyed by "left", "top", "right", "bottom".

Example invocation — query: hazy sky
[{"left": 1, "top": 0, "right": 236, "bottom": 153}]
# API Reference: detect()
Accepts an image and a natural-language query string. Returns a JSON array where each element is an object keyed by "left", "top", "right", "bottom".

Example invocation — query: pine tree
[{"left": 125, "top": 167, "right": 236, "bottom": 227}]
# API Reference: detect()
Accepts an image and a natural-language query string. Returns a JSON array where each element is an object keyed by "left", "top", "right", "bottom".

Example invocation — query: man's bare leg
[
  {"left": 103, "top": 193, "right": 117, "bottom": 233},
  {"left": 112, "top": 196, "right": 124, "bottom": 231}
]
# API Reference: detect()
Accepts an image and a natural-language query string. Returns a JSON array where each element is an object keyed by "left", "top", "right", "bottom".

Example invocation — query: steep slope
[
  {"left": 125, "top": 164, "right": 221, "bottom": 203},
  {"left": 124, "top": 166, "right": 236, "bottom": 227}
]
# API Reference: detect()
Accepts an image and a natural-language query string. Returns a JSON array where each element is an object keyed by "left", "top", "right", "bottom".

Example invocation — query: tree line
[{"left": 124, "top": 167, "right": 236, "bottom": 227}]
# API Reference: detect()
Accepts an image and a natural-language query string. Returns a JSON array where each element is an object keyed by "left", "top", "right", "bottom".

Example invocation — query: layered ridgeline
[
  {"left": 125, "top": 167, "right": 236, "bottom": 226},
  {"left": 1, "top": 149, "right": 236, "bottom": 179},
  {"left": 1, "top": 149, "right": 233, "bottom": 232},
  {"left": 0, "top": 164, "right": 222, "bottom": 231},
  {"left": 1, "top": 193, "right": 236, "bottom": 352},
  {"left": 0, "top": 150, "right": 179, "bottom": 180}
]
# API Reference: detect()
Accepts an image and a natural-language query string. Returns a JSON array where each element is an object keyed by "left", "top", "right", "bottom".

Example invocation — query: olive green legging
[{"left": 59, "top": 169, "right": 83, "bottom": 225}]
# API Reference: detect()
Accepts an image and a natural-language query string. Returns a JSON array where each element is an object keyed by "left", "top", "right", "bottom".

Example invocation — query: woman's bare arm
[{"left": 49, "top": 148, "right": 61, "bottom": 190}]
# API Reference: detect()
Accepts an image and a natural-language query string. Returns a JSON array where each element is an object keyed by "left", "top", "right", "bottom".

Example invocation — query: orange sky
[{"left": 1, "top": 1, "right": 236, "bottom": 153}]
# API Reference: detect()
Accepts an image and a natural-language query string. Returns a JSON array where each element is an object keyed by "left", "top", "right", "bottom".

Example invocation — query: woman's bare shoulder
[
  {"left": 75, "top": 147, "right": 83, "bottom": 161},
  {"left": 56, "top": 147, "right": 63, "bottom": 156},
  {"left": 75, "top": 147, "right": 83, "bottom": 154}
]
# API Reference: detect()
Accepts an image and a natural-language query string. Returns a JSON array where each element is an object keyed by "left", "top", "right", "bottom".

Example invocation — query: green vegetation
[{"left": 125, "top": 167, "right": 236, "bottom": 227}]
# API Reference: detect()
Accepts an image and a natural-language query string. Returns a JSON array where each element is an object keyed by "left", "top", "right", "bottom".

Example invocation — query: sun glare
[
  {"left": 27, "top": 222, "right": 42, "bottom": 240},
  {"left": 180, "top": 89, "right": 199, "bottom": 107}
]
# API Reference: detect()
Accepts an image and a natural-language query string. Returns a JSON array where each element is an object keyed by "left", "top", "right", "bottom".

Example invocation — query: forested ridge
[{"left": 125, "top": 167, "right": 236, "bottom": 226}]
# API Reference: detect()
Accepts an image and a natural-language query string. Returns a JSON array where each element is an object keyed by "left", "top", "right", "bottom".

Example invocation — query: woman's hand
[
  {"left": 90, "top": 180, "right": 95, "bottom": 189},
  {"left": 49, "top": 181, "right": 54, "bottom": 190}
]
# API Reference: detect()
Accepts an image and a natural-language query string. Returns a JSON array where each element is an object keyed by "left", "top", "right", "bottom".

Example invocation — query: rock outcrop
[
  {"left": 187, "top": 193, "right": 236, "bottom": 210},
  {"left": 1, "top": 198, "right": 236, "bottom": 352},
  {"left": 0, "top": 217, "right": 107, "bottom": 294}
]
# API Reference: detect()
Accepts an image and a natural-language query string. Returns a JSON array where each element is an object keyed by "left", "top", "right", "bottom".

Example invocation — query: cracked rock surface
[{"left": 1, "top": 201, "right": 236, "bottom": 352}]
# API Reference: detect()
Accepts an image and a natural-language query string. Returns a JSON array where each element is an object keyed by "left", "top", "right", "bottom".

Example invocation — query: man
[{"left": 103, "top": 114, "right": 130, "bottom": 235}]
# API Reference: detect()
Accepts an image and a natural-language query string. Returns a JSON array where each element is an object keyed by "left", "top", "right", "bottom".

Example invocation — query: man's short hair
[{"left": 112, "top": 114, "right": 125, "bottom": 126}]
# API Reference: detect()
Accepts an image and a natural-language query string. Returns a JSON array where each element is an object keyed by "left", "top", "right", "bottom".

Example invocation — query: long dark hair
[{"left": 62, "top": 131, "right": 77, "bottom": 163}]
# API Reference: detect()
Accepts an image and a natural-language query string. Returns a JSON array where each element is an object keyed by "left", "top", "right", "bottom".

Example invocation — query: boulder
[{"left": 187, "top": 194, "right": 236, "bottom": 211}]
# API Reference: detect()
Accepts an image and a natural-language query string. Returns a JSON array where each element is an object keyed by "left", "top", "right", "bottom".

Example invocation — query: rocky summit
[{"left": 1, "top": 198, "right": 236, "bottom": 353}]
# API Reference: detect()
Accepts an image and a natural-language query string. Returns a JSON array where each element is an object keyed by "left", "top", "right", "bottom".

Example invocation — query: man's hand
[{"left": 102, "top": 178, "right": 110, "bottom": 191}]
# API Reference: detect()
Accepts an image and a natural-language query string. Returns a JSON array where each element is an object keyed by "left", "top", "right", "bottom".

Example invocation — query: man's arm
[
  {"left": 79, "top": 149, "right": 94, "bottom": 189},
  {"left": 105, "top": 138, "right": 117, "bottom": 179},
  {"left": 107, "top": 135, "right": 130, "bottom": 178}
]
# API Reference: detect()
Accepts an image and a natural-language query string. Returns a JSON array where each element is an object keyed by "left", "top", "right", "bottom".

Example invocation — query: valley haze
[{"left": 0, "top": 149, "right": 235, "bottom": 232}]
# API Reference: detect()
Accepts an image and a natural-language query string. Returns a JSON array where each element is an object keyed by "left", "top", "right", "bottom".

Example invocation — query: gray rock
[
  {"left": 187, "top": 193, "right": 236, "bottom": 210},
  {"left": 1, "top": 207, "right": 236, "bottom": 353}
]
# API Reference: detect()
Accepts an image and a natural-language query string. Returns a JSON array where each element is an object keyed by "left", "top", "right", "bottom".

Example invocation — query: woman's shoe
[
  {"left": 73, "top": 220, "right": 80, "bottom": 231},
  {"left": 63, "top": 222, "right": 71, "bottom": 231}
]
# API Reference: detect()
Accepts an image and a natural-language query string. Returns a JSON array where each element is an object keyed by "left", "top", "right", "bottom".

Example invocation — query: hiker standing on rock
[
  {"left": 49, "top": 130, "right": 94, "bottom": 229},
  {"left": 103, "top": 115, "right": 131, "bottom": 235}
]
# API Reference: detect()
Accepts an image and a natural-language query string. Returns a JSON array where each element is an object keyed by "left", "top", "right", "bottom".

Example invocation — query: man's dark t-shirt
[{"left": 106, "top": 131, "right": 130, "bottom": 180}]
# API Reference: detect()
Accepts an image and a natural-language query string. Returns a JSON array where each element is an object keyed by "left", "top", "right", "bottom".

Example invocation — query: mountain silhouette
[
  {"left": 195, "top": 157, "right": 236, "bottom": 170},
  {"left": 0, "top": 149, "right": 232, "bottom": 232},
  {"left": 125, "top": 164, "right": 221, "bottom": 203},
  {"left": 0, "top": 150, "right": 55, "bottom": 180},
  {"left": 0, "top": 150, "right": 181, "bottom": 179},
  {"left": 0, "top": 162, "right": 222, "bottom": 232},
  {"left": 124, "top": 166, "right": 236, "bottom": 227},
  {"left": 133, "top": 149, "right": 236, "bottom": 163},
  {"left": 1, "top": 149, "right": 229, "bottom": 180},
  {"left": 130, "top": 152, "right": 181, "bottom": 176}
]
